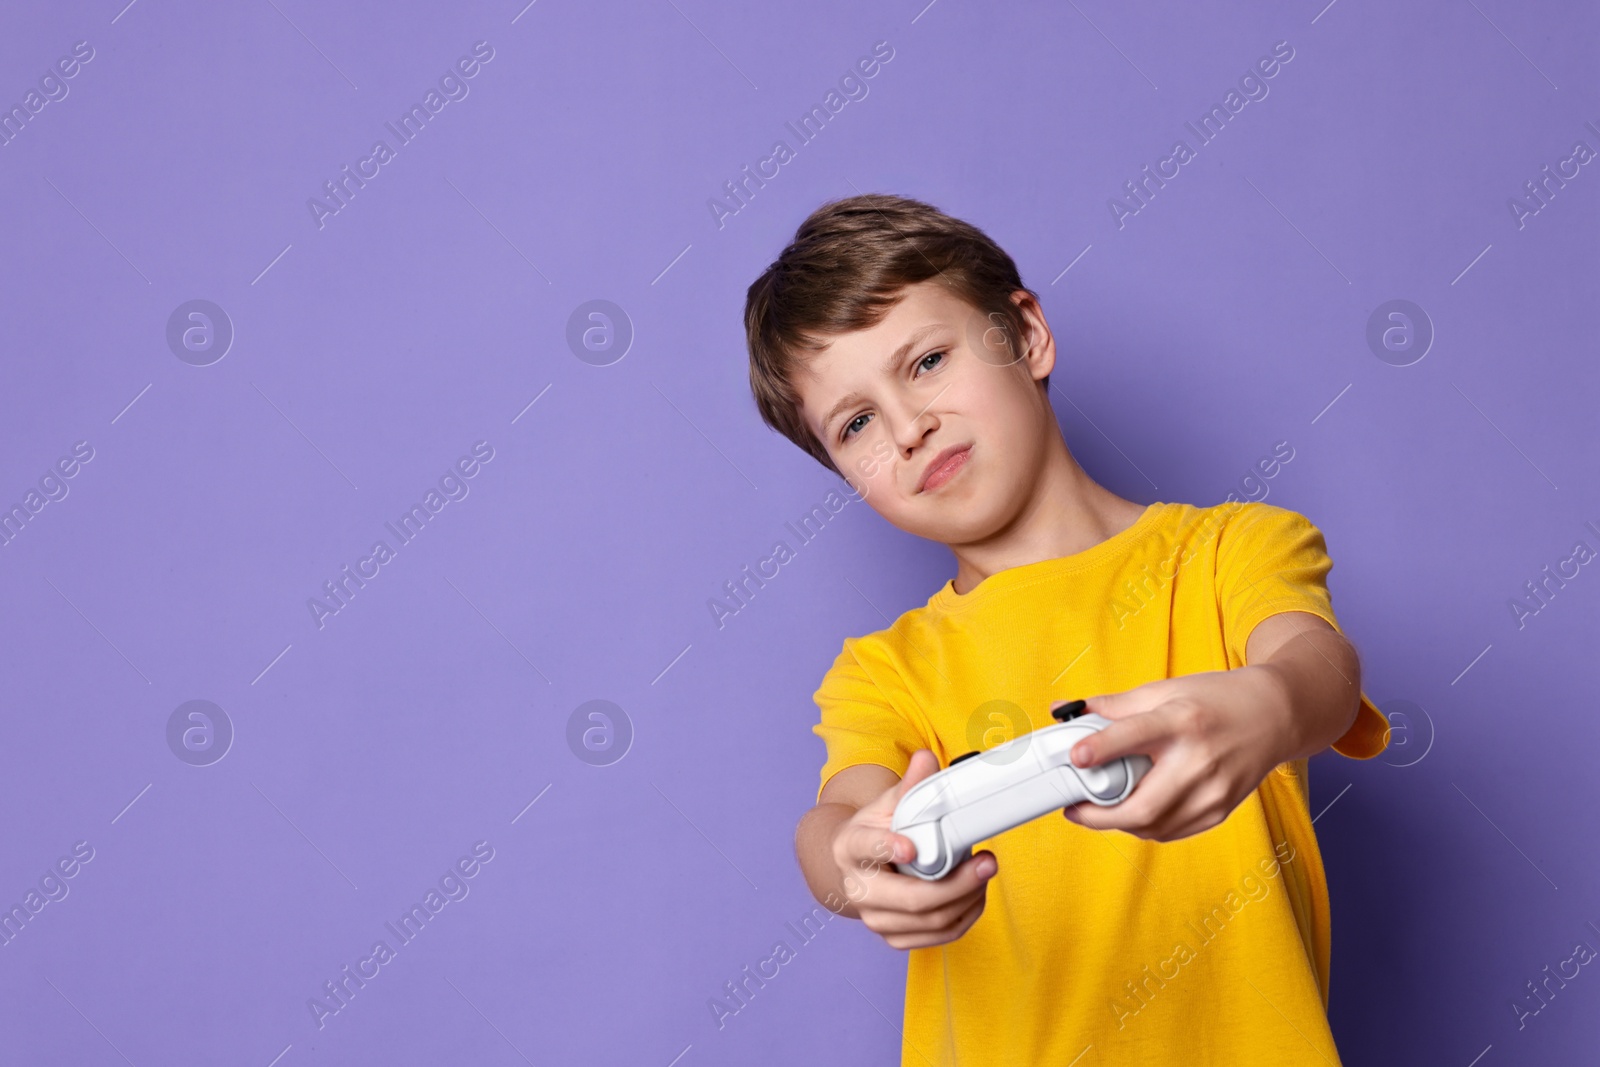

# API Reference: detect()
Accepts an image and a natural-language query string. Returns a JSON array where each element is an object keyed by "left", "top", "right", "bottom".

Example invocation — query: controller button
[
  {"left": 1052, "top": 699, "right": 1087, "bottom": 722},
  {"left": 950, "top": 751, "right": 982, "bottom": 766}
]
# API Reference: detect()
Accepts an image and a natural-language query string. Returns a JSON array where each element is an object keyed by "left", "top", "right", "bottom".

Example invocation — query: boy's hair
[{"left": 744, "top": 193, "right": 1043, "bottom": 477}]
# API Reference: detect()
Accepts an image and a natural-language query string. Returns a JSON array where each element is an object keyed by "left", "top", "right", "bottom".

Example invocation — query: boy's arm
[
  {"left": 794, "top": 755, "right": 999, "bottom": 948},
  {"left": 795, "top": 764, "right": 898, "bottom": 919},
  {"left": 1240, "top": 609, "right": 1362, "bottom": 761},
  {"left": 1058, "top": 611, "right": 1363, "bottom": 843}
]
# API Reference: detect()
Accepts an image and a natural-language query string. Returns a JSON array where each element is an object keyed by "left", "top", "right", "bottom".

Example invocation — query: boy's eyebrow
[{"left": 818, "top": 323, "right": 945, "bottom": 437}]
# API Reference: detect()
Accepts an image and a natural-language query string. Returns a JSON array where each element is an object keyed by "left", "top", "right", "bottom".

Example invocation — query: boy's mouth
[{"left": 918, "top": 444, "right": 972, "bottom": 493}]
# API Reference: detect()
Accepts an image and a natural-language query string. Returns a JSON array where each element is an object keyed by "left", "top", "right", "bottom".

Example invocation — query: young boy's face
[{"left": 794, "top": 278, "right": 1057, "bottom": 545}]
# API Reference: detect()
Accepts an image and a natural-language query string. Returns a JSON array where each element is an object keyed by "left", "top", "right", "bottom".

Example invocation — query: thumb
[
  {"left": 894, "top": 749, "right": 941, "bottom": 799},
  {"left": 859, "top": 749, "right": 939, "bottom": 819},
  {"left": 843, "top": 750, "right": 940, "bottom": 869}
]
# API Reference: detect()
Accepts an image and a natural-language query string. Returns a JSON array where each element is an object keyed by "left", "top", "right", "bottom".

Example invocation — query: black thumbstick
[
  {"left": 1051, "top": 699, "right": 1087, "bottom": 722},
  {"left": 950, "top": 751, "right": 982, "bottom": 766}
]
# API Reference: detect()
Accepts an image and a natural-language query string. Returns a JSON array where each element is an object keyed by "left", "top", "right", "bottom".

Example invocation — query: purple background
[{"left": 1, "top": 0, "right": 1596, "bottom": 1063}]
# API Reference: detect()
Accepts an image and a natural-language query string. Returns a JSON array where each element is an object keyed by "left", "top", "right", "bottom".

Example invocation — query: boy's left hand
[{"left": 1055, "top": 666, "right": 1293, "bottom": 843}]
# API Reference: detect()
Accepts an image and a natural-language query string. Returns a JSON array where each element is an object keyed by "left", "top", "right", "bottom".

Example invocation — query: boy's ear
[{"left": 1010, "top": 291, "right": 1056, "bottom": 383}]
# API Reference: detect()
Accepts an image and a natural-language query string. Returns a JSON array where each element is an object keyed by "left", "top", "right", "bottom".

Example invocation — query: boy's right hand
[{"left": 829, "top": 749, "right": 998, "bottom": 950}]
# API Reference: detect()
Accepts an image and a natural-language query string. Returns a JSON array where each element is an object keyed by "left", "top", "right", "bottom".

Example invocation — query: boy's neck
[{"left": 947, "top": 433, "right": 1146, "bottom": 596}]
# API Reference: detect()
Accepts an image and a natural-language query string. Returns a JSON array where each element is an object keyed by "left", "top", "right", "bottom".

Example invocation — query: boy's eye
[
  {"left": 917, "top": 351, "right": 945, "bottom": 374},
  {"left": 842, "top": 413, "right": 871, "bottom": 440}
]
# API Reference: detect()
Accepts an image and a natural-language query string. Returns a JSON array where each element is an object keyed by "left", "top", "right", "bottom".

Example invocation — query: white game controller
[{"left": 890, "top": 700, "right": 1153, "bottom": 880}]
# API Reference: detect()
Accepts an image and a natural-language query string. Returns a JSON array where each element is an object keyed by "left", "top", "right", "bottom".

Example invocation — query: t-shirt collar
[{"left": 928, "top": 501, "right": 1170, "bottom": 614}]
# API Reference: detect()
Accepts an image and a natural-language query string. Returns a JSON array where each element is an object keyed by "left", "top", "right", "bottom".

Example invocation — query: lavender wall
[{"left": 1, "top": 1, "right": 1595, "bottom": 1063}]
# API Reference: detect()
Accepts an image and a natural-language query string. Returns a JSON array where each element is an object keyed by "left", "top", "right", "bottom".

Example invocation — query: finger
[
  {"left": 1131, "top": 780, "right": 1241, "bottom": 842},
  {"left": 1062, "top": 755, "right": 1184, "bottom": 833},
  {"left": 839, "top": 751, "right": 944, "bottom": 867},
  {"left": 895, "top": 749, "right": 942, "bottom": 795},
  {"left": 861, "top": 849, "right": 997, "bottom": 914},
  {"left": 1114, "top": 804, "right": 1214, "bottom": 844},
  {"left": 1164, "top": 805, "right": 1237, "bottom": 842},
  {"left": 861, "top": 750, "right": 940, "bottom": 820},
  {"left": 883, "top": 892, "right": 989, "bottom": 950},
  {"left": 1073, "top": 680, "right": 1171, "bottom": 723},
  {"left": 834, "top": 820, "right": 919, "bottom": 869},
  {"left": 1067, "top": 798, "right": 1193, "bottom": 841},
  {"left": 862, "top": 880, "right": 987, "bottom": 936},
  {"left": 1068, "top": 702, "right": 1178, "bottom": 768},
  {"left": 941, "top": 889, "right": 989, "bottom": 939}
]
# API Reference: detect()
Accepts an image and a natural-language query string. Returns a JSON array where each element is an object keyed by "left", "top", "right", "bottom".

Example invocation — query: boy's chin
[{"left": 889, "top": 505, "right": 988, "bottom": 544}]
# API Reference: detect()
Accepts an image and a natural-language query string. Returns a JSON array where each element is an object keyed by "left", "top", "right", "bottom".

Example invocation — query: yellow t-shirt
[{"left": 812, "top": 499, "right": 1390, "bottom": 1067}]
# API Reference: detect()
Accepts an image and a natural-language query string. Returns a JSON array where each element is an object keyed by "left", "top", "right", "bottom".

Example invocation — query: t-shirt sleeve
[
  {"left": 811, "top": 637, "right": 931, "bottom": 801},
  {"left": 1214, "top": 502, "right": 1391, "bottom": 760}
]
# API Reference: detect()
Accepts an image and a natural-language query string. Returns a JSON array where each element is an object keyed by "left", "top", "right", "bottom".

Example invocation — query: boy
[{"left": 743, "top": 194, "right": 1390, "bottom": 1065}]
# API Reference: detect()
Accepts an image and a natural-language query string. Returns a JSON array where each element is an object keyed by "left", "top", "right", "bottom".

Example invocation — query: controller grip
[{"left": 895, "top": 753, "right": 1152, "bottom": 879}]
